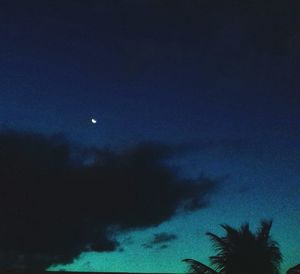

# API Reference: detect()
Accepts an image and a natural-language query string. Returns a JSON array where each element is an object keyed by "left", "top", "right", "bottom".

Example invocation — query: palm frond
[
  {"left": 184, "top": 219, "right": 282, "bottom": 274},
  {"left": 256, "top": 219, "right": 272, "bottom": 241},
  {"left": 182, "top": 258, "right": 218, "bottom": 274},
  {"left": 206, "top": 232, "right": 227, "bottom": 251}
]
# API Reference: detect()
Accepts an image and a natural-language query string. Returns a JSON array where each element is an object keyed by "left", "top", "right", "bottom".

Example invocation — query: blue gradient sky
[{"left": 0, "top": 1, "right": 299, "bottom": 273}]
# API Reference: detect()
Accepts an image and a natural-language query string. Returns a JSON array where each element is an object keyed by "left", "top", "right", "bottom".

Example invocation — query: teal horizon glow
[{"left": 48, "top": 143, "right": 299, "bottom": 273}]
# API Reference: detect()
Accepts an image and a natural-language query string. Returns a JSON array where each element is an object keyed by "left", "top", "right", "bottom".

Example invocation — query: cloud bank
[{"left": 0, "top": 131, "right": 218, "bottom": 270}]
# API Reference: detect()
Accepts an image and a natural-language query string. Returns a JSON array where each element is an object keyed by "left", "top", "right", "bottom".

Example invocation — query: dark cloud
[
  {"left": 142, "top": 232, "right": 177, "bottom": 250},
  {"left": 152, "top": 233, "right": 177, "bottom": 244},
  {"left": 0, "top": 131, "right": 217, "bottom": 270}
]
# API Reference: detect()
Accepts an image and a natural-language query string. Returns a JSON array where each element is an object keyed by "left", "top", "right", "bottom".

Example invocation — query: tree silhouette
[
  {"left": 287, "top": 264, "right": 300, "bottom": 274},
  {"left": 183, "top": 220, "right": 282, "bottom": 274},
  {"left": 182, "top": 259, "right": 217, "bottom": 274}
]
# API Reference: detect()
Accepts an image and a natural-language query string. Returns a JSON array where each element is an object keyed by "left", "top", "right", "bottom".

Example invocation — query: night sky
[{"left": 0, "top": 1, "right": 299, "bottom": 273}]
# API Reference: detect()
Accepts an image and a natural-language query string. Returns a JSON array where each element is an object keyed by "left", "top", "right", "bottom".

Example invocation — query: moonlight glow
[{"left": 91, "top": 118, "right": 97, "bottom": 124}]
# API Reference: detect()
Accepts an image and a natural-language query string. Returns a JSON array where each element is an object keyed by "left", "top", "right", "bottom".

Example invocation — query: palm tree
[
  {"left": 287, "top": 264, "right": 300, "bottom": 274},
  {"left": 183, "top": 220, "right": 282, "bottom": 274},
  {"left": 182, "top": 258, "right": 218, "bottom": 274}
]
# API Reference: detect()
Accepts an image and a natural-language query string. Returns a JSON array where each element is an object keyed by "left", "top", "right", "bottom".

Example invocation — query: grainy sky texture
[{"left": 0, "top": 1, "right": 299, "bottom": 273}]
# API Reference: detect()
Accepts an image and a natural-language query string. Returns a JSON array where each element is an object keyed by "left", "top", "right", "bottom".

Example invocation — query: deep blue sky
[{"left": 0, "top": 1, "right": 299, "bottom": 273}]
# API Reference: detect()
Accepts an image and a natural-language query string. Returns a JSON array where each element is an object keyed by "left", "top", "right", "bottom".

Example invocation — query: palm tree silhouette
[
  {"left": 183, "top": 220, "right": 282, "bottom": 274},
  {"left": 287, "top": 264, "right": 300, "bottom": 274}
]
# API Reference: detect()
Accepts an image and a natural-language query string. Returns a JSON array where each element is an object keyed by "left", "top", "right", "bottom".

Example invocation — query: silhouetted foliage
[
  {"left": 183, "top": 220, "right": 282, "bottom": 274},
  {"left": 183, "top": 259, "right": 217, "bottom": 274},
  {"left": 287, "top": 264, "right": 300, "bottom": 274}
]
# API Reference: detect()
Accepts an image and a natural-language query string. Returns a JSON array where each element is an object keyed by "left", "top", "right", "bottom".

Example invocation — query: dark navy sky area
[
  {"left": 1, "top": 1, "right": 299, "bottom": 147},
  {"left": 0, "top": 1, "right": 299, "bottom": 273}
]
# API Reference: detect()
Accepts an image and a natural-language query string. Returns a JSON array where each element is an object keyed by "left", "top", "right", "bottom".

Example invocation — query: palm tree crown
[{"left": 184, "top": 220, "right": 282, "bottom": 274}]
